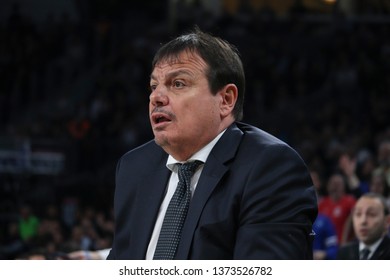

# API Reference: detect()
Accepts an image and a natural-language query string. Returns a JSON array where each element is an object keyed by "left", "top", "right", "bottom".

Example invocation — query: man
[
  {"left": 107, "top": 28, "right": 317, "bottom": 260},
  {"left": 338, "top": 193, "right": 390, "bottom": 259},
  {"left": 311, "top": 170, "right": 339, "bottom": 259},
  {"left": 318, "top": 173, "right": 356, "bottom": 243}
]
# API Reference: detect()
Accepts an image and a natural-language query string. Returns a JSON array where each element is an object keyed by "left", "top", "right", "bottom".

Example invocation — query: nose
[{"left": 150, "top": 86, "right": 168, "bottom": 107}]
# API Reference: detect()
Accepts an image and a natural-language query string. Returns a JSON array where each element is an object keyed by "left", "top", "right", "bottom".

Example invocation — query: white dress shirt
[
  {"left": 145, "top": 130, "right": 225, "bottom": 259},
  {"left": 359, "top": 237, "right": 383, "bottom": 260}
]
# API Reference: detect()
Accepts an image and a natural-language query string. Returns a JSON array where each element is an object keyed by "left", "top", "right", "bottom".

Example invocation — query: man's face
[
  {"left": 326, "top": 174, "right": 345, "bottom": 199},
  {"left": 149, "top": 51, "right": 227, "bottom": 160},
  {"left": 352, "top": 197, "right": 388, "bottom": 245},
  {"left": 370, "top": 175, "right": 385, "bottom": 194}
]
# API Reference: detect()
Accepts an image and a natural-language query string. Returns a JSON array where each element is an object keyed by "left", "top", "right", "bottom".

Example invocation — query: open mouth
[
  {"left": 156, "top": 116, "right": 170, "bottom": 123},
  {"left": 152, "top": 113, "right": 172, "bottom": 125}
]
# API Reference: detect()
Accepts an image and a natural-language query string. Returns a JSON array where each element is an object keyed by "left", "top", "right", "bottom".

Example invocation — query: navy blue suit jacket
[
  {"left": 337, "top": 235, "right": 390, "bottom": 260},
  {"left": 107, "top": 122, "right": 318, "bottom": 259}
]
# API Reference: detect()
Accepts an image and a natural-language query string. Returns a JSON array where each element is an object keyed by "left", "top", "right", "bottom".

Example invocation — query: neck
[{"left": 163, "top": 120, "right": 234, "bottom": 161}]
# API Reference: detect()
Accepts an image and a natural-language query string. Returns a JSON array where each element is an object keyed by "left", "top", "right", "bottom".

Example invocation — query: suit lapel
[
  {"left": 371, "top": 236, "right": 390, "bottom": 260},
  {"left": 130, "top": 156, "right": 170, "bottom": 259},
  {"left": 352, "top": 243, "right": 360, "bottom": 259},
  {"left": 176, "top": 123, "right": 243, "bottom": 259}
]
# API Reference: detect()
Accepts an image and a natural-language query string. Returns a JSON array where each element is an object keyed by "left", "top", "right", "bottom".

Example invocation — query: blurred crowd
[{"left": 0, "top": 1, "right": 390, "bottom": 259}]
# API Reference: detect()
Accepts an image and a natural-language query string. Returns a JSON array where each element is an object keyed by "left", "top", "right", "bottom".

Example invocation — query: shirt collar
[
  {"left": 166, "top": 129, "right": 226, "bottom": 171},
  {"left": 359, "top": 236, "right": 384, "bottom": 254}
]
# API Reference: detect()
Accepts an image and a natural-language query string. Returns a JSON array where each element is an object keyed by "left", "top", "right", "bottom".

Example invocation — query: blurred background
[{"left": 0, "top": 0, "right": 389, "bottom": 259}]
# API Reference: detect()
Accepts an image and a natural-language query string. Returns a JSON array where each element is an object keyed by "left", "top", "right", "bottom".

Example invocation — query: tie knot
[
  {"left": 179, "top": 160, "right": 203, "bottom": 174},
  {"left": 360, "top": 248, "right": 371, "bottom": 260},
  {"left": 177, "top": 160, "right": 202, "bottom": 183}
]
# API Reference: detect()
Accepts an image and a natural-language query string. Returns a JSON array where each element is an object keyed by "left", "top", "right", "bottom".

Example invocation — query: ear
[{"left": 219, "top": 84, "right": 238, "bottom": 118}]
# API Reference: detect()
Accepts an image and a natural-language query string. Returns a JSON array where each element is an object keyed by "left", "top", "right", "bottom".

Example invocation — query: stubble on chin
[{"left": 153, "top": 133, "right": 169, "bottom": 148}]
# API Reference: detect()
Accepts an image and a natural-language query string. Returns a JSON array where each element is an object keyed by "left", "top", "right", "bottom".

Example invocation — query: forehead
[
  {"left": 152, "top": 50, "right": 208, "bottom": 75},
  {"left": 355, "top": 197, "right": 383, "bottom": 211},
  {"left": 328, "top": 174, "right": 344, "bottom": 185}
]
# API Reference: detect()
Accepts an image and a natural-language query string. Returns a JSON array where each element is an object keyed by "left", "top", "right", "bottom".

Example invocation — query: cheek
[
  {"left": 353, "top": 218, "right": 359, "bottom": 227},
  {"left": 179, "top": 94, "right": 220, "bottom": 127},
  {"left": 203, "top": 96, "right": 221, "bottom": 118},
  {"left": 368, "top": 218, "right": 380, "bottom": 229},
  {"left": 378, "top": 218, "right": 387, "bottom": 227},
  {"left": 198, "top": 104, "right": 219, "bottom": 127}
]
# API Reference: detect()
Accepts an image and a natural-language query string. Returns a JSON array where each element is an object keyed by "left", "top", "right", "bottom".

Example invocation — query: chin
[{"left": 154, "top": 135, "right": 169, "bottom": 147}]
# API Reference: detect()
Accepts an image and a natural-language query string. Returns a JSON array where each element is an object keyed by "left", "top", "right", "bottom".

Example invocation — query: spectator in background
[
  {"left": 311, "top": 169, "right": 338, "bottom": 259},
  {"left": 373, "top": 140, "right": 390, "bottom": 189},
  {"left": 319, "top": 173, "right": 356, "bottom": 244},
  {"left": 338, "top": 153, "right": 369, "bottom": 198},
  {"left": 356, "top": 150, "right": 376, "bottom": 194},
  {"left": 369, "top": 172, "right": 390, "bottom": 210},
  {"left": 18, "top": 205, "right": 39, "bottom": 242},
  {"left": 337, "top": 193, "right": 390, "bottom": 260},
  {"left": 313, "top": 213, "right": 338, "bottom": 259}
]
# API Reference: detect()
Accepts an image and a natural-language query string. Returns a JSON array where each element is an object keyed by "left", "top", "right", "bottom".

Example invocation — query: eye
[
  {"left": 353, "top": 211, "right": 362, "bottom": 217},
  {"left": 367, "top": 211, "right": 379, "bottom": 218},
  {"left": 150, "top": 84, "right": 157, "bottom": 92},
  {"left": 173, "top": 80, "right": 185, "bottom": 88}
]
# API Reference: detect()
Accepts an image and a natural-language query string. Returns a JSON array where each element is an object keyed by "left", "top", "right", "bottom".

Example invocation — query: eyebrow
[
  {"left": 354, "top": 206, "right": 380, "bottom": 213},
  {"left": 150, "top": 69, "right": 194, "bottom": 82}
]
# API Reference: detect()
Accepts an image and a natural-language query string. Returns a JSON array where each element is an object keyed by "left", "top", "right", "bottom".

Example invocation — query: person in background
[
  {"left": 107, "top": 27, "right": 318, "bottom": 260},
  {"left": 370, "top": 172, "right": 390, "bottom": 210},
  {"left": 312, "top": 213, "right": 338, "bottom": 259},
  {"left": 337, "top": 192, "right": 390, "bottom": 259},
  {"left": 338, "top": 153, "right": 369, "bottom": 198},
  {"left": 319, "top": 173, "right": 356, "bottom": 244},
  {"left": 311, "top": 170, "right": 338, "bottom": 259},
  {"left": 373, "top": 140, "right": 390, "bottom": 188},
  {"left": 18, "top": 205, "right": 40, "bottom": 242}
]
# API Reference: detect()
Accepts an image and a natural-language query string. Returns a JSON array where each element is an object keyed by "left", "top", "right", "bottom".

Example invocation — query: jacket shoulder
[
  {"left": 235, "top": 122, "right": 305, "bottom": 163},
  {"left": 337, "top": 242, "right": 358, "bottom": 260},
  {"left": 117, "top": 140, "right": 167, "bottom": 175},
  {"left": 374, "top": 235, "right": 390, "bottom": 260},
  {"left": 236, "top": 122, "right": 287, "bottom": 146},
  {"left": 121, "top": 140, "right": 164, "bottom": 162}
]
